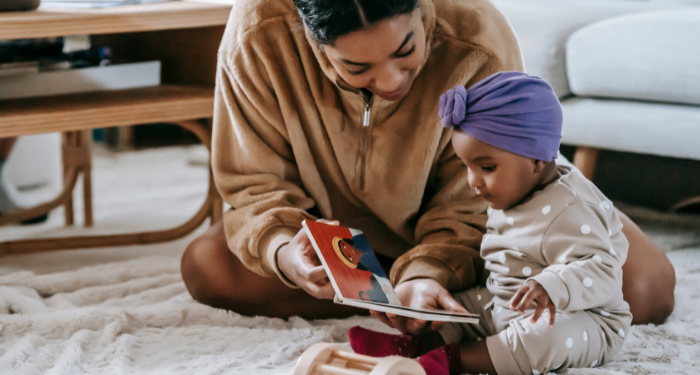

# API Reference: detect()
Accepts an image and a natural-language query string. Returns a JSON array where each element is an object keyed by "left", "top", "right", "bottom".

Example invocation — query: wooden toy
[{"left": 294, "top": 343, "right": 426, "bottom": 375}]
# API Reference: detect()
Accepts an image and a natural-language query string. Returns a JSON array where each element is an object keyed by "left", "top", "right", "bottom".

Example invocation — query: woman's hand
[
  {"left": 507, "top": 280, "right": 556, "bottom": 327},
  {"left": 370, "top": 278, "right": 469, "bottom": 335},
  {"left": 276, "top": 220, "right": 339, "bottom": 300}
]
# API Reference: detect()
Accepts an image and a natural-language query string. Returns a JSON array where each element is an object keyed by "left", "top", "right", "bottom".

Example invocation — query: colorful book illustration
[{"left": 302, "top": 220, "right": 479, "bottom": 324}]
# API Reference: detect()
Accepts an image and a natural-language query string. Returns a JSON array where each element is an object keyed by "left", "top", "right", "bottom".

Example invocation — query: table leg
[{"left": 62, "top": 132, "right": 76, "bottom": 226}]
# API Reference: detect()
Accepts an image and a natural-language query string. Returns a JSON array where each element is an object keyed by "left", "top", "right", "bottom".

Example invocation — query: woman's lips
[{"left": 377, "top": 84, "right": 408, "bottom": 101}]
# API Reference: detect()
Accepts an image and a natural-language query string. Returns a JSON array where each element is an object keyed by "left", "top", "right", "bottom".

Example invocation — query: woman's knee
[
  {"left": 180, "top": 226, "right": 239, "bottom": 307},
  {"left": 626, "top": 258, "right": 676, "bottom": 325}
]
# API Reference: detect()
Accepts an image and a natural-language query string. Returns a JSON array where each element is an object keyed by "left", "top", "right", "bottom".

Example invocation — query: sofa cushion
[
  {"left": 561, "top": 97, "right": 700, "bottom": 160},
  {"left": 492, "top": 0, "right": 677, "bottom": 98},
  {"left": 567, "top": 8, "right": 700, "bottom": 105}
]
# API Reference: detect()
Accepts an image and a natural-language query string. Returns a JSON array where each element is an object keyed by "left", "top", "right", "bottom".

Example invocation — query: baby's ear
[{"left": 533, "top": 159, "right": 546, "bottom": 174}]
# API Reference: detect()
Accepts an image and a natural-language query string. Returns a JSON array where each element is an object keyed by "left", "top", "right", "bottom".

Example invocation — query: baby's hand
[{"left": 507, "top": 280, "right": 556, "bottom": 327}]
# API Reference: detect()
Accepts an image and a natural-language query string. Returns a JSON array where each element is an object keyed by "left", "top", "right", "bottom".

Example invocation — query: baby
[{"left": 349, "top": 72, "right": 632, "bottom": 375}]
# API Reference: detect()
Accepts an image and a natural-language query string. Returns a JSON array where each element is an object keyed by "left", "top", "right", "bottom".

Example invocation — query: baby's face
[
  {"left": 452, "top": 131, "right": 544, "bottom": 210},
  {"left": 340, "top": 241, "right": 362, "bottom": 266}
]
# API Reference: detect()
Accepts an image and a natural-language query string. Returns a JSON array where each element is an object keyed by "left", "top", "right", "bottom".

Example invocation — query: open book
[{"left": 302, "top": 220, "right": 479, "bottom": 324}]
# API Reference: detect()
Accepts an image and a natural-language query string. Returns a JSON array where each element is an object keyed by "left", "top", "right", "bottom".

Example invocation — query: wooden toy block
[{"left": 294, "top": 343, "right": 426, "bottom": 375}]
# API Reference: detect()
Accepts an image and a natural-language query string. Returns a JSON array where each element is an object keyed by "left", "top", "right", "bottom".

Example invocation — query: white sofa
[{"left": 493, "top": 0, "right": 700, "bottom": 180}]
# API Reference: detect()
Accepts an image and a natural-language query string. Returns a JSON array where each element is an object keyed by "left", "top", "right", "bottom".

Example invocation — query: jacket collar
[{"left": 305, "top": 0, "right": 437, "bottom": 98}]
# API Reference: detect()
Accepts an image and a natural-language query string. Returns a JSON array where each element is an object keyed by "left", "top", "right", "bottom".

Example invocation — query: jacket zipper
[{"left": 359, "top": 103, "right": 371, "bottom": 190}]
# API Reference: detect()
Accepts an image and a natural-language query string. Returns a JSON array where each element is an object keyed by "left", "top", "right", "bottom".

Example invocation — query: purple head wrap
[{"left": 438, "top": 72, "right": 563, "bottom": 162}]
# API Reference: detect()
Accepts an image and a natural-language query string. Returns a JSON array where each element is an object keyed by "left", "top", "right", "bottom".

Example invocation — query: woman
[{"left": 181, "top": 0, "right": 675, "bottom": 329}]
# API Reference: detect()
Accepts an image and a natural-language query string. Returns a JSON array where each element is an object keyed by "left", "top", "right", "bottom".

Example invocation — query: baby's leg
[
  {"left": 438, "top": 285, "right": 497, "bottom": 345},
  {"left": 483, "top": 306, "right": 631, "bottom": 374}
]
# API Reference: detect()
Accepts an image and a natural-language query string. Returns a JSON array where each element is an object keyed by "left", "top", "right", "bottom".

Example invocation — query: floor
[{"left": 0, "top": 146, "right": 699, "bottom": 374}]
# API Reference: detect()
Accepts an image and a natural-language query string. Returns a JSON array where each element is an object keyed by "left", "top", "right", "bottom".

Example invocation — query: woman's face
[{"left": 322, "top": 9, "right": 426, "bottom": 102}]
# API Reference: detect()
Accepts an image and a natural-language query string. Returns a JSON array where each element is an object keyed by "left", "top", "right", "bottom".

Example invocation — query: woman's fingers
[
  {"left": 386, "top": 314, "right": 409, "bottom": 333},
  {"left": 387, "top": 314, "right": 429, "bottom": 335},
  {"left": 436, "top": 288, "right": 470, "bottom": 314},
  {"left": 316, "top": 219, "right": 340, "bottom": 226},
  {"left": 405, "top": 319, "right": 431, "bottom": 335},
  {"left": 307, "top": 266, "right": 329, "bottom": 284},
  {"left": 304, "top": 281, "right": 335, "bottom": 300},
  {"left": 429, "top": 321, "right": 444, "bottom": 331},
  {"left": 370, "top": 310, "right": 396, "bottom": 329}
]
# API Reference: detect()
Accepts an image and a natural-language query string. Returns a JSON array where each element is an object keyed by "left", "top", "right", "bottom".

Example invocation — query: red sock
[
  {"left": 349, "top": 326, "right": 431, "bottom": 358},
  {"left": 418, "top": 344, "right": 462, "bottom": 375}
]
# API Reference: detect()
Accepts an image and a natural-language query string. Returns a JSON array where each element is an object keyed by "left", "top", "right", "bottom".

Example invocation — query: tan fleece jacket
[{"left": 212, "top": 0, "right": 524, "bottom": 290}]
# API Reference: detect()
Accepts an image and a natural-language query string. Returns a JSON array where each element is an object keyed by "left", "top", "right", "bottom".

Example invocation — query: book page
[
  {"left": 303, "top": 220, "right": 401, "bottom": 305},
  {"left": 341, "top": 299, "right": 479, "bottom": 324}
]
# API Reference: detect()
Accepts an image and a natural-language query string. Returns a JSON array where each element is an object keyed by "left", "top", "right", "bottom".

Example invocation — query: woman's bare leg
[
  {"left": 180, "top": 221, "right": 366, "bottom": 319},
  {"left": 618, "top": 209, "right": 676, "bottom": 325}
]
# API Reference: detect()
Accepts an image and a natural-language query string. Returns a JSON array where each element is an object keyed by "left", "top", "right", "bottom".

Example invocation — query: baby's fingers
[
  {"left": 547, "top": 303, "right": 556, "bottom": 328},
  {"left": 508, "top": 286, "right": 530, "bottom": 310},
  {"left": 530, "top": 302, "right": 545, "bottom": 324},
  {"left": 516, "top": 289, "right": 537, "bottom": 314}
]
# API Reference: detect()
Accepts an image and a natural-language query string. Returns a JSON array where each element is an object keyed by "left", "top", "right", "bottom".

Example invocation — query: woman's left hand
[{"left": 370, "top": 278, "right": 469, "bottom": 335}]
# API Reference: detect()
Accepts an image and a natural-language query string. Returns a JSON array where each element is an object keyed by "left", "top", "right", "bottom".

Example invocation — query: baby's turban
[{"left": 439, "top": 72, "right": 563, "bottom": 162}]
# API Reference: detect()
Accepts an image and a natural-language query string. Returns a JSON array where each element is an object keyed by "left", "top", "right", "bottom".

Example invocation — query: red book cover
[{"left": 303, "top": 220, "right": 401, "bottom": 305}]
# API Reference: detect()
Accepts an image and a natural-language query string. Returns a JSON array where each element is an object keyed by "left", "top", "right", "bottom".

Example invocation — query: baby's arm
[{"left": 530, "top": 202, "right": 629, "bottom": 312}]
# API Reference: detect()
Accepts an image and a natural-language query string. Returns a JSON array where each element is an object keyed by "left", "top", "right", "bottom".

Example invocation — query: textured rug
[{"left": 1, "top": 146, "right": 699, "bottom": 374}]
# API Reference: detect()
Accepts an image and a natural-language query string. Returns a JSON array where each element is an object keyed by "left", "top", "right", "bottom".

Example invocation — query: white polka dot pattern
[
  {"left": 619, "top": 329, "right": 625, "bottom": 338},
  {"left": 576, "top": 260, "right": 587, "bottom": 266},
  {"left": 583, "top": 331, "right": 588, "bottom": 341},
  {"left": 593, "top": 255, "right": 602, "bottom": 263},
  {"left": 610, "top": 247, "right": 617, "bottom": 256},
  {"left": 581, "top": 225, "right": 591, "bottom": 234},
  {"left": 522, "top": 267, "right": 532, "bottom": 276},
  {"left": 592, "top": 360, "right": 598, "bottom": 367},
  {"left": 496, "top": 306, "right": 503, "bottom": 313},
  {"left": 507, "top": 217, "right": 514, "bottom": 225},
  {"left": 542, "top": 205, "right": 551, "bottom": 214},
  {"left": 566, "top": 338, "right": 573, "bottom": 348},
  {"left": 532, "top": 370, "right": 540, "bottom": 375},
  {"left": 499, "top": 253, "right": 506, "bottom": 263},
  {"left": 583, "top": 277, "right": 593, "bottom": 287},
  {"left": 477, "top": 294, "right": 482, "bottom": 301},
  {"left": 601, "top": 310, "right": 610, "bottom": 317}
]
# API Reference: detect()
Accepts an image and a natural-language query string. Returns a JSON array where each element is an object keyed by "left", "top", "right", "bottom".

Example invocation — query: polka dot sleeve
[{"left": 530, "top": 202, "right": 629, "bottom": 312}]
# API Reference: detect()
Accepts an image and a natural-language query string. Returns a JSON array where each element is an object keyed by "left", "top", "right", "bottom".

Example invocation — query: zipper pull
[{"left": 363, "top": 104, "right": 371, "bottom": 127}]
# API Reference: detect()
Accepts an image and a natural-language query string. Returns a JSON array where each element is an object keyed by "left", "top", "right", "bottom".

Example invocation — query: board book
[{"left": 302, "top": 220, "right": 479, "bottom": 324}]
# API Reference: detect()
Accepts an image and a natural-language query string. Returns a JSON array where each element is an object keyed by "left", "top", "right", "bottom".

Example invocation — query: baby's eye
[{"left": 482, "top": 165, "right": 496, "bottom": 172}]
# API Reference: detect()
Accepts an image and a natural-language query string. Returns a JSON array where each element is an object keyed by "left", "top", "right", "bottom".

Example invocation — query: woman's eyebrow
[
  {"left": 339, "top": 31, "right": 415, "bottom": 66},
  {"left": 391, "top": 31, "right": 414, "bottom": 56}
]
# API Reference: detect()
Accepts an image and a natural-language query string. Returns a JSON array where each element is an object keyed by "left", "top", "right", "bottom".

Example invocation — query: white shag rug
[{"left": 1, "top": 146, "right": 699, "bottom": 375}]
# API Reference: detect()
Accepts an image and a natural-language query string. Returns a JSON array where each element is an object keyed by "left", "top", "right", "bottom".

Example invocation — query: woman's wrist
[{"left": 275, "top": 243, "right": 299, "bottom": 288}]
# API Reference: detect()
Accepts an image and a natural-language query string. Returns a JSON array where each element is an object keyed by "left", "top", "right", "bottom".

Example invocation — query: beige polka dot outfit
[{"left": 439, "top": 165, "right": 632, "bottom": 374}]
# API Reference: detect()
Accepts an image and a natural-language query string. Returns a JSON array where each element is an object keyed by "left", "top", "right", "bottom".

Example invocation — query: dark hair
[{"left": 293, "top": 0, "right": 419, "bottom": 45}]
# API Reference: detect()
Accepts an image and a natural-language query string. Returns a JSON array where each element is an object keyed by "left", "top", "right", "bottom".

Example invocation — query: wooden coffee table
[{"left": 0, "top": 1, "right": 232, "bottom": 255}]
